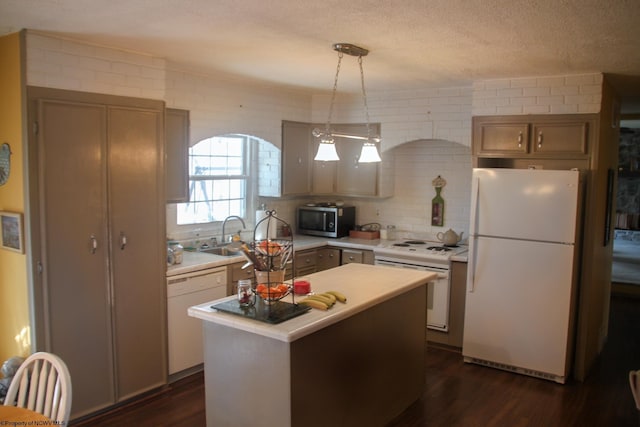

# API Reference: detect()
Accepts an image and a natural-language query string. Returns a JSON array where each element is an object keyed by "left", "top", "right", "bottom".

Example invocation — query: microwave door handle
[{"left": 323, "top": 212, "right": 327, "bottom": 230}]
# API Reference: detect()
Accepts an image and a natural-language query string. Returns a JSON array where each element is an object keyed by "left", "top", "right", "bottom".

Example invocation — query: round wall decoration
[{"left": 0, "top": 143, "right": 11, "bottom": 186}]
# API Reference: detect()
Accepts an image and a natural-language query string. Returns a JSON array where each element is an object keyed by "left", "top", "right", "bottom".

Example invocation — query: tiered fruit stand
[{"left": 211, "top": 211, "right": 310, "bottom": 323}]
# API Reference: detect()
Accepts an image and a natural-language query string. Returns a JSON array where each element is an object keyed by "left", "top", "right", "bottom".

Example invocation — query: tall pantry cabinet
[{"left": 27, "top": 87, "right": 167, "bottom": 420}]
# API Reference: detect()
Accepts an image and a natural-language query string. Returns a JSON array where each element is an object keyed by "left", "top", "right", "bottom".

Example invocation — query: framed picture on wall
[{"left": 0, "top": 211, "right": 24, "bottom": 253}]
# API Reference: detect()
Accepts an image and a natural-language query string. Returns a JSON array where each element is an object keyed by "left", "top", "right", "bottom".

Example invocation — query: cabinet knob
[
  {"left": 537, "top": 131, "right": 543, "bottom": 148},
  {"left": 517, "top": 131, "right": 523, "bottom": 148}
]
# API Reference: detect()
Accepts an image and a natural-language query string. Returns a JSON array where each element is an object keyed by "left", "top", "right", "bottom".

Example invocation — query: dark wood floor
[{"left": 72, "top": 295, "right": 640, "bottom": 427}]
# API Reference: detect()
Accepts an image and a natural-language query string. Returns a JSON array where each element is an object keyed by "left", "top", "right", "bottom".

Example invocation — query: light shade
[
  {"left": 358, "top": 143, "right": 382, "bottom": 163},
  {"left": 313, "top": 43, "right": 382, "bottom": 163},
  {"left": 314, "top": 142, "right": 340, "bottom": 161}
]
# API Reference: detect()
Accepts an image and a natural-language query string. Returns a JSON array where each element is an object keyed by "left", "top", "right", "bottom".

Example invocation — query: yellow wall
[{"left": 0, "top": 32, "right": 30, "bottom": 362}]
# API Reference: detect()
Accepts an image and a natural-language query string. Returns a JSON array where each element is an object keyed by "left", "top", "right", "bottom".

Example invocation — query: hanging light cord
[
  {"left": 358, "top": 55, "right": 373, "bottom": 142},
  {"left": 324, "top": 51, "right": 344, "bottom": 138}
]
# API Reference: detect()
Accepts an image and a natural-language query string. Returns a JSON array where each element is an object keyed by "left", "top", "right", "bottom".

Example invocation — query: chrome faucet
[{"left": 221, "top": 215, "right": 246, "bottom": 243}]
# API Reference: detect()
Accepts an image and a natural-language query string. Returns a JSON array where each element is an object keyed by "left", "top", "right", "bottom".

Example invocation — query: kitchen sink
[{"left": 199, "top": 245, "right": 241, "bottom": 257}]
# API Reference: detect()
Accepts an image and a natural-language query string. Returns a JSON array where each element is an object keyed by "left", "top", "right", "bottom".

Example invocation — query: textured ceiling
[{"left": 2, "top": 0, "right": 640, "bottom": 107}]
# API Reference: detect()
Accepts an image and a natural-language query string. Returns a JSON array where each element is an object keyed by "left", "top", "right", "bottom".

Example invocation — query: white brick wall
[
  {"left": 259, "top": 141, "right": 473, "bottom": 241},
  {"left": 472, "top": 73, "right": 603, "bottom": 116},
  {"left": 26, "top": 32, "right": 166, "bottom": 100},
  {"left": 164, "top": 65, "right": 311, "bottom": 149},
  {"left": 25, "top": 32, "right": 604, "bottom": 241},
  {"left": 353, "top": 140, "right": 472, "bottom": 240},
  {"left": 312, "top": 86, "right": 473, "bottom": 151}
]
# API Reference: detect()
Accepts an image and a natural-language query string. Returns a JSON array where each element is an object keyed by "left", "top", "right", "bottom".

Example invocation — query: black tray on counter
[{"left": 211, "top": 298, "right": 311, "bottom": 324}]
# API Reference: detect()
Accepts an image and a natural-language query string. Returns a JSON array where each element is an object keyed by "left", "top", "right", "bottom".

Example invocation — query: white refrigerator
[{"left": 463, "top": 168, "right": 581, "bottom": 384}]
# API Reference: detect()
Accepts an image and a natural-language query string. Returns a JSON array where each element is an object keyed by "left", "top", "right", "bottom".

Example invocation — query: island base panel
[
  {"left": 291, "top": 286, "right": 426, "bottom": 427},
  {"left": 203, "top": 285, "right": 426, "bottom": 427},
  {"left": 203, "top": 322, "right": 292, "bottom": 427}
]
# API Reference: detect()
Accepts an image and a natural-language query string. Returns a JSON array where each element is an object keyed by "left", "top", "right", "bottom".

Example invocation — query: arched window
[{"left": 177, "top": 134, "right": 248, "bottom": 225}]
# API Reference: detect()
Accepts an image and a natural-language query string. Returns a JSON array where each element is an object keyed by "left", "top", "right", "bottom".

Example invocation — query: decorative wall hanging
[
  {"left": 431, "top": 175, "right": 446, "bottom": 227},
  {"left": 0, "top": 211, "right": 24, "bottom": 253},
  {"left": 0, "top": 143, "right": 12, "bottom": 186}
]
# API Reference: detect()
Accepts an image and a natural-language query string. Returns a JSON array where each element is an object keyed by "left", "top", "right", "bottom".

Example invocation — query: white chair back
[
  {"left": 631, "top": 370, "right": 640, "bottom": 410},
  {"left": 3, "top": 352, "right": 72, "bottom": 423}
]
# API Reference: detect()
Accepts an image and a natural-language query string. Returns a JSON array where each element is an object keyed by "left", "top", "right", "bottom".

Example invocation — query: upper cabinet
[
  {"left": 473, "top": 114, "right": 595, "bottom": 159},
  {"left": 279, "top": 121, "right": 393, "bottom": 198},
  {"left": 165, "top": 108, "right": 190, "bottom": 203},
  {"left": 281, "top": 120, "right": 312, "bottom": 196}
]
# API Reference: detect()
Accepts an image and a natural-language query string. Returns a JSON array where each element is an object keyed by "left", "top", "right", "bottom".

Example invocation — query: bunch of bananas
[{"left": 298, "top": 290, "right": 347, "bottom": 311}]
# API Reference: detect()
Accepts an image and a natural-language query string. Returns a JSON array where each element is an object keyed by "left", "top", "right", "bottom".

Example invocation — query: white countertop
[
  {"left": 166, "top": 235, "right": 382, "bottom": 276},
  {"left": 188, "top": 263, "right": 436, "bottom": 343},
  {"left": 167, "top": 235, "right": 468, "bottom": 276}
]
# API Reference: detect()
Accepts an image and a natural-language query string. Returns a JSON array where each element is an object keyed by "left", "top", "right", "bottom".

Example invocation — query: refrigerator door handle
[
  {"left": 467, "top": 176, "right": 480, "bottom": 293},
  {"left": 469, "top": 176, "right": 480, "bottom": 236},
  {"left": 467, "top": 235, "right": 477, "bottom": 293}
]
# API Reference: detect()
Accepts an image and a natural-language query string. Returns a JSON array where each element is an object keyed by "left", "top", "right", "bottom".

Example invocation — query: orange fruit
[{"left": 258, "top": 240, "right": 281, "bottom": 255}]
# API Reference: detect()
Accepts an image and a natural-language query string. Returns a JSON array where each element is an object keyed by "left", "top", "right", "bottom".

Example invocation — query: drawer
[
  {"left": 341, "top": 249, "right": 364, "bottom": 264},
  {"left": 232, "top": 264, "right": 254, "bottom": 281}
]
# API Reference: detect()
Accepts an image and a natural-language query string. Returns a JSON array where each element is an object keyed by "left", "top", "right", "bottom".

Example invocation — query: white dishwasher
[{"left": 167, "top": 266, "right": 227, "bottom": 377}]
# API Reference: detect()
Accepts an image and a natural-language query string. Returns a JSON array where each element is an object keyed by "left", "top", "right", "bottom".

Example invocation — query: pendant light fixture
[{"left": 313, "top": 43, "right": 382, "bottom": 163}]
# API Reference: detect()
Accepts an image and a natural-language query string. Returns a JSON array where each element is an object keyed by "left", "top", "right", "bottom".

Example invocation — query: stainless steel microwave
[{"left": 296, "top": 205, "right": 356, "bottom": 238}]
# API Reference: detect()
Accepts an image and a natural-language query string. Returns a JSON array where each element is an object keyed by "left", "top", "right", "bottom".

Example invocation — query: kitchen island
[{"left": 188, "top": 263, "right": 436, "bottom": 427}]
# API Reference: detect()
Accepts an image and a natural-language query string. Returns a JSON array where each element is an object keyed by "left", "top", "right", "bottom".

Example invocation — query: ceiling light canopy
[{"left": 313, "top": 43, "right": 382, "bottom": 163}]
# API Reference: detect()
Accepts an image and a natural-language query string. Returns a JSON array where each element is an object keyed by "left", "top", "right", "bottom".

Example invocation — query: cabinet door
[
  {"left": 282, "top": 121, "right": 311, "bottom": 195},
  {"left": 108, "top": 105, "right": 167, "bottom": 401},
  {"left": 334, "top": 124, "right": 380, "bottom": 196},
  {"left": 166, "top": 108, "right": 190, "bottom": 202},
  {"left": 341, "top": 248, "right": 364, "bottom": 264},
  {"left": 229, "top": 261, "right": 255, "bottom": 294},
  {"left": 295, "top": 249, "right": 317, "bottom": 276},
  {"left": 311, "top": 150, "right": 336, "bottom": 194},
  {"left": 473, "top": 118, "right": 529, "bottom": 155},
  {"left": 34, "top": 98, "right": 115, "bottom": 418},
  {"left": 531, "top": 120, "right": 589, "bottom": 156},
  {"left": 317, "top": 247, "right": 341, "bottom": 271}
]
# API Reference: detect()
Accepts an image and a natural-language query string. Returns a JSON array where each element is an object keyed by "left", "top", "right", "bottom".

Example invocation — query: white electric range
[{"left": 373, "top": 239, "right": 468, "bottom": 332}]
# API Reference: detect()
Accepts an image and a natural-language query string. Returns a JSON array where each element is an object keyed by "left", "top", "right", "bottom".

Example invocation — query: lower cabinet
[
  {"left": 317, "top": 247, "right": 341, "bottom": 271},
  {"left": 341, "top": 248, "right": 375, "bottom": 265},
  {"left": 227, "top": 246, "right": 367, "bottom": 295},
  {"left": 295, "top": 249, "right": 317, "bottom": 276},
  {"left": 426, "top": 261, "right": 468, "bottom": 348},
  {"left": 227, "top": 261, "right": 256, "bottom": 295}
]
